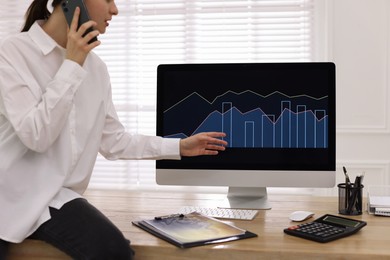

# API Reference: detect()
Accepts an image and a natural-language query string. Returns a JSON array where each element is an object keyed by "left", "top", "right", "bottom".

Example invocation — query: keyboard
[{"left": 178, "top": 206, "right": 258, "bottom": 220}]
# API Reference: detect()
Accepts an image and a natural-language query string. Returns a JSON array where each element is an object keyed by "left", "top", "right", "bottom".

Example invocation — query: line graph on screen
[{"left": 163, "top": 90, "right": 328, "bottom": 148}]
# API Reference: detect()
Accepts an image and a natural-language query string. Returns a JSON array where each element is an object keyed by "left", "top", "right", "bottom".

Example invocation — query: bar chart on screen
[{"left": 164, "top": 90, "right": 328, "bottom": 149}]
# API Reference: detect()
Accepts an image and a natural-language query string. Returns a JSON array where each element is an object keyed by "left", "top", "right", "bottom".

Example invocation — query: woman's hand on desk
[{"left": 180, "top": 132, "right": 227, "bottom": 156}]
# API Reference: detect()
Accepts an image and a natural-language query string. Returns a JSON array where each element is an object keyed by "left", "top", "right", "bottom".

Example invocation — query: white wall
[{"left": 314, "top": 0, "right": 390, "bottom": 196}]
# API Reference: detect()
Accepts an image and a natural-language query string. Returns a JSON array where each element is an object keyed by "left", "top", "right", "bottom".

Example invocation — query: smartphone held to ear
[{"left": 61, "top": 0, "right": 98, "bottom": 43}]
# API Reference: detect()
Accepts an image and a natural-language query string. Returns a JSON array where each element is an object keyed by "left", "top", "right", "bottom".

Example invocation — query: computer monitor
[{"left": 156, "top": 62, "right": 336, "bottom": 209}]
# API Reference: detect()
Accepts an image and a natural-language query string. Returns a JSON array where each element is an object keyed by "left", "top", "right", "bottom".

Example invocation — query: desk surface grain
[{"left": 8, "top": 190, "right": 390, "bottom": 259}]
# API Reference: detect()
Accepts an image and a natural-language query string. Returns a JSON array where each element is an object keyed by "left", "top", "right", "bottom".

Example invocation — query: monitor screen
[{"left": 156, "top": 63, "right": 336, "bottom": 209}]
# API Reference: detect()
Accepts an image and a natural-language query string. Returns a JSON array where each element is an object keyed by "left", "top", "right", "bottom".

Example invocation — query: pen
[
  {"left": 347, "top": 174, "right": 364, "bottom": 214},
  {"left": 343, "top": 166, "right": 351, "bottom": 185},
  {"left": 154, "top": 213, "right": 184, "bottom": 220},
  {"left": 350, "top": 176, "right": 360, "bottom": 213},
  {"left": 356, "top": 173, "right": 365, "bottom": 212},
  {"left": 343, "top": 166, "right": 351, "bottom": 213}
]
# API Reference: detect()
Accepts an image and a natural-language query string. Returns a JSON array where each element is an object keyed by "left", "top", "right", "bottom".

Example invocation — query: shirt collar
[{"left": 28, "top": 20, "right": 63, "bottom": 56}]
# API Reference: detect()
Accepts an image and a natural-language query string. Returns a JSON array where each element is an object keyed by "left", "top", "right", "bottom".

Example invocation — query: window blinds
[
  {"left": 91, "top": 0, "right": 317, "bottom": 190},
  {"left": 0, "top": 1, "right": 29, "bottom": 39},
  {"left": 1, "top": 0, "right": 317, "bottom": 191}
]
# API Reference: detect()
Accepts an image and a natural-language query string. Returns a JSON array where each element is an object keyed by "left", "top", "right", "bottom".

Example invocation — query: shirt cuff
[
  {"left": 161, "top": 138, "right": 181, "bottom": 160},
  {"left": 55, "top": 59, "right": 87, "bottom": 94}
]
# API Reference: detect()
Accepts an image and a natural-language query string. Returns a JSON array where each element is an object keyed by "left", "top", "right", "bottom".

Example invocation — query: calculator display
[{"left": 322, "top": 215, "right": 360, "bottom": 227}]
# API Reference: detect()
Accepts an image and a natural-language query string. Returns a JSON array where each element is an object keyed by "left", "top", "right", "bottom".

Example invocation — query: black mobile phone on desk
[
  {"left": 61, "top": 0, "right": 98, "bottom": 43},
  {"left": 284, "top": 214, "right": 367, "bottom": 243}
]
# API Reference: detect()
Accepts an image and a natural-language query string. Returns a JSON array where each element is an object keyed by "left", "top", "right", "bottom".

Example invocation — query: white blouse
[{"left": 0, "top": 21, "right": 180, "bottom": 243}]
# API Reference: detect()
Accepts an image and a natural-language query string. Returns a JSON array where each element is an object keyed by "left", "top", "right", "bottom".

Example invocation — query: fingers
[
  {"left": 209, "top": 138, "right": 228, "bottom": 147},
  {"left": 205, "top": 132, "right": 227, "bottom": 138},
  {"left": 66, "top": 7, "right": 100, "bottom": 65},
  {"left": 200, "top": 132, "right": 228, "bottom": 155},
  {"left": 202, "top": 150, "right": 219, "bottom": 155},
  {"left": 206, "top": 144, "right": 226, "bottom": 151},
  {"left": 202, "top": 132, "right": 228, "bottom": 147},
  {"left": 179, "top": 132, "right": 228, "bottom": 157},
  {"left": 79, "top": 23, "right": 100, "bottom": 45},
  {"left": 70, "top": 7, "right": 81, "bottom": 32},
  {"left": 69, "top": 7, "right": 99, "bottom": 44}
]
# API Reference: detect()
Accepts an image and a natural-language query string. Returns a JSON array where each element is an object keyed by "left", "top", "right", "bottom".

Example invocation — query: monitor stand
[{"left": 222, "top": 187, "right": 272, "bottom": 210}]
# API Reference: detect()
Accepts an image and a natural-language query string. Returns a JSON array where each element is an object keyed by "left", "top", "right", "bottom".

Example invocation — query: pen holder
[{"left": 338, "top": 183, "right": 364, "bottom": 215}]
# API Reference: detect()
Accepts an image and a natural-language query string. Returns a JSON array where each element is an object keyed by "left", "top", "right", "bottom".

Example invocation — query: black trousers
[
  {"left": 0, "top": 238, "right": 7, "bottom": 260},
  {"left": 0, "top": 198, "right": 134, "bottom": 260}
]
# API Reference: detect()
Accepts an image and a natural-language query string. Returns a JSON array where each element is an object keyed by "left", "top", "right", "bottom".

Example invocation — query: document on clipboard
[{"left": 132, "top": 212, "right": 257, "bottom": 248}]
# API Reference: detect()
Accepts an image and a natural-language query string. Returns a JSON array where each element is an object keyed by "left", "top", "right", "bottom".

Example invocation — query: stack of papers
[{"left": 367, "top": 186, "right": 390, "bottom": 216}]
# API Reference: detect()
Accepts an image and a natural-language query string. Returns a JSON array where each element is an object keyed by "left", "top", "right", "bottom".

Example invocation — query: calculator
[{"left": 284, "top": 214, "right": 367, "bottom": 243}]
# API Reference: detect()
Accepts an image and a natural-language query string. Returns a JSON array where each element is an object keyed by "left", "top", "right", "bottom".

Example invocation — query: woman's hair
[{"left": 21, "top": 0, "right": 62, "bottom": 32}]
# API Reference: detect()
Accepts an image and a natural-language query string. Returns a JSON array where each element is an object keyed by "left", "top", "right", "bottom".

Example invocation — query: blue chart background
[{"left": 163, "top": 90, "right": 328, "bottom": 148}]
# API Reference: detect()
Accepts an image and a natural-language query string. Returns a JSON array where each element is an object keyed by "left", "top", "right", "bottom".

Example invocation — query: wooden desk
[{"left": 8, "top": 190, "right": 390, "bottom": 259}]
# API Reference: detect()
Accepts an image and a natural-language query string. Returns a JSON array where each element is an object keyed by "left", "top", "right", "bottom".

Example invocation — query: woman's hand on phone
[{"left": 65, "top": 7, "right": 100, "bottom": 66}]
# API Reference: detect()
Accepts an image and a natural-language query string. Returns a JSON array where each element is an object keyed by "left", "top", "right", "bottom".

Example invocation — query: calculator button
[{"left": 288, "top": 225, "right": 299, "bottom": 230}]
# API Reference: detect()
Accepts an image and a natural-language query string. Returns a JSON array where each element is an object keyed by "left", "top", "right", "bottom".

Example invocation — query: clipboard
[{"left": 132, "top": 212, "right": 257, "bottom": 248}]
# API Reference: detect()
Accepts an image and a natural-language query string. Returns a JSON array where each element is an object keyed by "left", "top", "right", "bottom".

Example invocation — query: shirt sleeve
[
  {"left": 0, "top": 59, "right": 86, "bottom": 153},
  {"left": 99, "top": 94, "right": 181, "bottom": 160}
]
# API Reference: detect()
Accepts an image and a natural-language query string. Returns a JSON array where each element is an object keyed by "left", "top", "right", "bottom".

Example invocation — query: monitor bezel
[{"left": 156, "top": 62, "right": 336, "bottom": 173}]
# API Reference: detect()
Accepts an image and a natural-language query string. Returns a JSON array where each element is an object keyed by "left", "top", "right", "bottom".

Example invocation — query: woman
[{"left": 0, "top": 0, "right": 227, "bottom": 259}]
